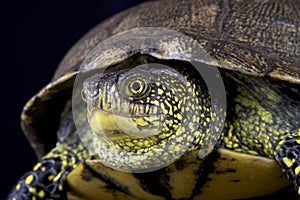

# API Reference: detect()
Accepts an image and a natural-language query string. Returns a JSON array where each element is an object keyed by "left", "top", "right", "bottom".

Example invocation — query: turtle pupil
[{"left": 132, "top": 82, "right": 141, "bottom": 92}]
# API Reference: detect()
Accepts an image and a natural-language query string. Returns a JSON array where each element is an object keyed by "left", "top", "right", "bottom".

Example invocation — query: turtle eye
[
  {"left": 128, "top": 79, "right": 147, "bottom": 96},
  {"left": 117, "top": 70, "right": 150, "bottom": 100}
]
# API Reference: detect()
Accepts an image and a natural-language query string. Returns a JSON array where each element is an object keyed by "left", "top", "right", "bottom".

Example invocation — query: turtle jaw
[
  {"left": 89, "top": 107, "right": 165, "bottom": 139},
  {"left": 89, "top": 108, "right": 127, "bottom": 138}
]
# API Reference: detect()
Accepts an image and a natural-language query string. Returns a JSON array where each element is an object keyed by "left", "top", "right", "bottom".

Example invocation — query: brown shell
[{"left": 21, "top": 0, "right": 300, "bottom": 158}]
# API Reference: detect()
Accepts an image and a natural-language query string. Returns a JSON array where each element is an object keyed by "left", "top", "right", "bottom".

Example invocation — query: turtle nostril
[
  {"left": 81, "top": 89, "right": 87, "bottom": 102},
  {"left": 83, "top": 80, "right": 100, "bottom": 100}
]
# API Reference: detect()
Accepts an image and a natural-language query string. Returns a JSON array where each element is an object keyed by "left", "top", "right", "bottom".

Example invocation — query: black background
[{"left": 0, "top": 1, "right": 148, "bottom": 198}]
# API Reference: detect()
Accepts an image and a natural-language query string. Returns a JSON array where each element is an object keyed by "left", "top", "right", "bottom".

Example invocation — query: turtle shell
[
  {"left": 22, "top": 0, "right": 300, "bottom": 158},
  {"left": 66, "top": 149, "right": 291, "bottom": 200},
  {"left": 21, "top": 0, "right": 299, "bottom": 198}
]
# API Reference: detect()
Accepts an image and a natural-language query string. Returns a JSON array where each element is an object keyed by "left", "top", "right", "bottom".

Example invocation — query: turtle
[{"left": 8, "top": 0, "right": 300, "bottom": 199}]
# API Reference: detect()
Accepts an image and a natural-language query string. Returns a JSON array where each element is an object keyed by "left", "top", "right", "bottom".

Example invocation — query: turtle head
[
  {"left": 83, "top": 66, "right": 190, "bottom": 139},
  {"left": 82, "top": 63, "right": 212, "bottom": 172}
]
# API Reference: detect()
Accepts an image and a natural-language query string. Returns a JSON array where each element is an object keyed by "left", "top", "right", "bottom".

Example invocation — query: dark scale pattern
[
  {"left": 222, "top": 72, "right": 299, "bottom": 158},
  {"left": 221, "top": 71, "right": 300, "bottom": 195},
  {"left": 133, "top": 169, "right": 172, "bottom": 198},
  {"left": 224, "top": 0, "right": 299, "bottom": 65},
  {"left": 276, "top": 134, "right": 300, "bottom": 192},
  {"left": 8, "top": 143, "right": 87, "bottom": 199}
]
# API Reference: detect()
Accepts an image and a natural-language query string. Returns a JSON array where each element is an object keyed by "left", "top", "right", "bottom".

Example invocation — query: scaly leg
[
  {"left": 276, "top": 134, "right": 300, "bottom": 195},
  {"left": 8, "top": 143, "right": 87, "bottom": 200}
]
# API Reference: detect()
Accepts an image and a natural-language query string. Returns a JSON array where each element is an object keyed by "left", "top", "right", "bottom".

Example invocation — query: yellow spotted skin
[
  {"left": 221, "top": 72, "right": 300, "bottom": 194},
  {"left": 82, "top": 58, "right": 216, "bottom": 171},
  {"left": 222, "top": 72, "right": 300, "bottom": 156}
]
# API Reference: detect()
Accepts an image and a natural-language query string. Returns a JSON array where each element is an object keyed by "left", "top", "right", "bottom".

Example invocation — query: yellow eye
[{"left": 128, "top": 79, "right": 147, "bottom": 96}]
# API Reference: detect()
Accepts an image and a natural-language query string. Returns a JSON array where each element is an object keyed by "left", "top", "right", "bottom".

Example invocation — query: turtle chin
[{"left": 89, "top": 108, "right": 165, "bottom": 139}]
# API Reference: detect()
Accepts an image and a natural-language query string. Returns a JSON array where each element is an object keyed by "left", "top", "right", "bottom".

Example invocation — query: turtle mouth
[
  {"left": 89, "top": 108, "right": 164, "bottom": 139},
  {"left": 89, "top": 108, "right": 128, "bottom": 138}
]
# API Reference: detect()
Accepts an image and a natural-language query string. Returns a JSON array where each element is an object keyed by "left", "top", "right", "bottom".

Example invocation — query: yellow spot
[
  {"left": 296, "top": 140, "right": 300, "bottom": 144},
  {"left": 33, "top": 163, "right": 41, "bottom": 171},
  {"left": 185, "top": 134, "right": 192, "bottom": 141},
  {"left": 54, "top": 173, "right": 62, "bottom": 182},
  {"left": 177, "top": 114, "right": 182, "bottom": 120},
  {"left": 283, "top": 157, "right": 293, "bottom": 168},
  {"left": 181, "top": 107, "right": 185, "bottom": 112},
  {"left": 62, "top": 160, "right": 68, "bottom": 167},
  {"left": 175, "top": 146, "right": 181, "bottom": 152},
  {"left": 25, "top": 174, "right": 34, "bottom": 185},
  {"left": 137, "top": 141, "right": 143, "bottom": 147},
  {"left": 136, "top": 118, "right": 149, "bottom": 126},
  {"left": 174, "top": 96, "right": 179, "bottom": 102},
  {"left": 38, "top": 190, "right": 45, "bottom": 198},
  {"left": 29, "top": 187, "right": 36, "bottom": 193},
  {"left": 59, "top": 185, "right": 63, "bottom": 191},
  {"left": 279, "top": 129, "right": 286, "bottom": 134},
  {"left": 163, "top": 109, "right": 168, "bottom": 115},
  {"left": 200, "top": 113, "right": 205, "bottom": 118},
  {"left": 32, "top": 197, "right": 36, "bottom": 200},
  {"left": 295, "top": 166, "right": 300, "bottom": 176},
  {"left": 176, "top": 136, "right": 183, "bottom": 143},
  {"left": 248, "top": 150, "right": 259, "bottom": 155},
  {"left": 48, "top": 175, "right": 55, "bottom": 181},
  {"left": 255, "top": 126, "right": 260, "bottom": 132},
  {"left": 126, "top": 142, "right": 134, "bottom": 147},
  {"left": 152, "top": 100, "right": 159, "bottom": 106},
  {"left": 157, "top": 89, "right": 164, "bottom": 95},
  {"left": 173, "top": 124, "right": 179, "bottom": 129},
  {"left": 169, "top": 107, "right": 173, "bottom": 115},
  {"left": 144, "top": 140, "right": 151, "bottom": 147},
  {"left": 16, "top": 184, "right": 21, "bottom": 190},
  {"left": 241, "top": 131, "right": 246, "bottom": 137},
  {"left": 123, "top": 146, "right": 131, "bottom": 151}
]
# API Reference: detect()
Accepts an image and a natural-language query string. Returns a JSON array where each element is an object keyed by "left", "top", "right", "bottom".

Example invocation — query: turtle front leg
[
  {"left": 276, "top": 133, "right": 300, "bottom": 195},
  {"left": 8, "top": 143, "right": 87, "bottom": 200}
]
